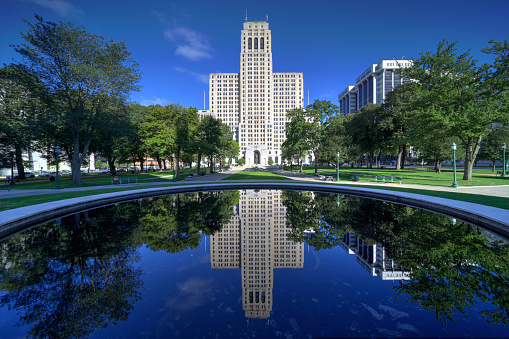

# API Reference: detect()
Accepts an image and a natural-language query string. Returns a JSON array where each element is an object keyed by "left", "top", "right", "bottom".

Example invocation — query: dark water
[{"left": 1, "top": 190, "right": 508, "bottom": 338}]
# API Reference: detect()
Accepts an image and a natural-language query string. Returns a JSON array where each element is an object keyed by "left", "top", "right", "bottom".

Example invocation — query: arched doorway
[{"left": 254, "top": 151, "right": 260, "bottom": 165}]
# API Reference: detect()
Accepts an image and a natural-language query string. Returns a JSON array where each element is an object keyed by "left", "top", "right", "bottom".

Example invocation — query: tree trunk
[
  {"left": 368, "top": 152, "right": 374, "bottom": 169},
  {"left": 434, "top": 158, "right": 442, "bottom": 173},
  {"left": 176, "top": 154, "right": 180, "bottom": 178},
  {"left": 492, "top": 159, "right": 496, "bottom": 172},
  {"left": 401, "top": 145, "right": 407, "bottom": 169},
  {"left": 197, "top": 153, "right": 202, "bottom": 175},
  {"left": 108, "top": 157, "right": 117, "bottom": 176},
  {"left": 463, "top": 136, "right": 482, "bottom": 181},
  {"left": 396, "top": 146, "right": 403, "bottom": 171},
  {"left": 378, "top": 150, "right": 382, "bottom": 168},
  {"left": 209, "top": 154, "right": 214, "bottom": 173},
  {"left": 15, "top": 144, "right": 25, "bottom": 180}
]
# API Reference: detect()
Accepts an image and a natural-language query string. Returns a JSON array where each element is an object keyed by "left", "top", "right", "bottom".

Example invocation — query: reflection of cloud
[
  {"left": 139, "top": 96, "right": 170, "bottom": 107},
  {"left": 166, "top": 277, "right": 214, "bottom": 311},
  {"left": 175, "top": 67, "right": 209, "bottom": 84},
  {"left": 164, "top": 27, "right": 212, "bottom": 61},
  {"left": 27, "top": 0, "right": 83, "bottom": 17}
]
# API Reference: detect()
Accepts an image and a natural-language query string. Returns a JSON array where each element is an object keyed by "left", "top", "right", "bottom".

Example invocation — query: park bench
[
  {"left": 111, "top": 177, "right": 138, "bottom": 185},
  {"left": 374, "top": 176, "right": 402, "bottom": 184}
]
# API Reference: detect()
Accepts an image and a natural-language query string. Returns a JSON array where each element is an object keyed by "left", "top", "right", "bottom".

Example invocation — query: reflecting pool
[{"left": 1, "top": 190, "right": 508, "bottom": 338}]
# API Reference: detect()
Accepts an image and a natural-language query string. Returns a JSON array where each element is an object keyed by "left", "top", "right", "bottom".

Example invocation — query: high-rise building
[
  {"left": 207, "top": 21, "right": 304, "bottom": 166},
  {"left": 338, "top": 60, "right": 412, "bottom": 114}
]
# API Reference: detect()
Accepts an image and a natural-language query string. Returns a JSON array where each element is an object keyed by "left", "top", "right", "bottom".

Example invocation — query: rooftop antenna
[
  {"left": 402, "top": 56, "right": 405, "bottom": 60},
  {"left": 203, "top": 90, "right": 206, "bottom": 110},
  {"left": 266, "top": 14, "right": 268, "bottom": 22},
  {"left": 308, "top": 90, "right": 309, "bottom": 106},
  {"left": 245, "top": 9, "right": 248, "bottom": 22}
]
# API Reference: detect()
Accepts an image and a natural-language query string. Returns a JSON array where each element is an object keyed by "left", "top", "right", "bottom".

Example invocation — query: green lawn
[
  {"left": 222, "top": 170, "right": 292, "bottom": 181},
  {"left": 294, "top": 167, "right": 509, "bottom": 187},
  {"left": 0, "top": 168, "right": 200, "bottom": 190}
]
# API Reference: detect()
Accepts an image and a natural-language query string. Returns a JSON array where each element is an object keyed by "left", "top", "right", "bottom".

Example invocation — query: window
[
  {"left": 260, "top": 37, "right": 264, "bottom": 49},
  {"left": 248, "top": 38, "right": 252, "bottom": 49},
  {"left": 254, "top": 38, "right": 258, "bottom": 49}
]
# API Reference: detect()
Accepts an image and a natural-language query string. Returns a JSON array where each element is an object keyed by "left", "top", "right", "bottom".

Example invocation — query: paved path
[{"left": 1, "top": 167, "right": 508, "bottom": 200}]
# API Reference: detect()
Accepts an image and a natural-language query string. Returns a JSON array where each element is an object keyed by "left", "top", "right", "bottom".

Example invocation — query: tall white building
[
  {"left": 208, "top": 21, "right": 304, "bottom": 166},
  {"left": 338, "top": 60, "right": 412, "bottom": 114}
]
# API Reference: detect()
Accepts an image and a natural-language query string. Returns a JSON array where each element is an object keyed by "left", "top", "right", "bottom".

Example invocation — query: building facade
[
  {"left": 338, "top": 60, "right": 412, "bottom": 114},
  {"left": 207, "top": 21, "right": 304, "bottom": 166}
]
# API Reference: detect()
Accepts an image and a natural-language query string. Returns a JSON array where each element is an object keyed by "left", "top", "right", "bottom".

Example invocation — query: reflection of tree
[
  {"left": 282, "top": 191, "right": 346, "bottom": 250},
  {"left": 340, "top": 197, "right": 509, "bottom": 327},
  {"left": 0, "top": 206, "right": 143, "bottom": 338},
  {"left": 135, "top": 191, "right": 239, "bottom": 254},
  {"left": 283, "top": 191, "right": 509, "bottom": 326}
]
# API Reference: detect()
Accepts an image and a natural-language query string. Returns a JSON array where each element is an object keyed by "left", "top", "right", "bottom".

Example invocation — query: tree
[
  {"left": 306, "top": 100, "right": 341, "bottom": 173},
  {"left": 478, "top": 125, "right": 509, "bottom": 172},
  {"left": 141, "top": 105, "right": 175, "bottom": 172},
  {"left": 13, "top": 15, "right": 141, "bottom": 184},
  {"left": 90, "top": 97, "right": 132, "bottom": 175},
  {"left": 401, "top": 40, "right": 508, "bottom": 180},
  {"left": 344, "top": 103, "right": 383, "bottom": 168},
  {"left": 0, "top": 64, "right": 46, "bottom": 179},
  {"left": 318, "top": 115, "right": 358, "bottom": 168},
  {"left": 282, "top": 107, "right": 314, "bottom": 173},
  {"left": 217, "top": 123, "right": 239, "bottom": 170}
]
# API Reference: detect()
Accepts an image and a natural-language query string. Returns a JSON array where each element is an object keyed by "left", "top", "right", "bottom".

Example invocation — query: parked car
[
  {"left": 117, "top": 167, "right": 126, "bottom": 172},
  {"left": 102, "top": 168, "right": 110, "bottom": 173},
  {"left": 7, "top": 171, "right": 35, "bottom": 179}
]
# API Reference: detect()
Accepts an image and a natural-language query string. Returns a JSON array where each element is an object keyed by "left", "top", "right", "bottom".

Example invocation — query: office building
[
  {"left": 338, "top": 60, "right": 412, "bottom": 114},
  {"left": 207, "top": 20, "right": 304, "bottom": 165}
]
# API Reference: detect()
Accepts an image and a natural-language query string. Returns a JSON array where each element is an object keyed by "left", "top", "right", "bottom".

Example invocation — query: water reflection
[{"left": 1, "top": 189, "right": 508, "bottom": 337}]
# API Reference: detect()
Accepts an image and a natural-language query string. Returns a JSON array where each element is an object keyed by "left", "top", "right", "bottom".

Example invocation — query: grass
[
  {"left": 222, "top": 171, "right": 292, "bottom": 181},
  {"left": 293, "top": 167, "right": 509, "bottom": 187},
  {"left": 0, "top": 168, "right": 507, "bottom": 212},
  {"left": 0, "top": 168, "right": 201, "bottom": 190}
]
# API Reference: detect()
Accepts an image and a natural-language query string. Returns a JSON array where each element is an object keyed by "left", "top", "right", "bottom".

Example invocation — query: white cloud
[
  {"left": 175, "top": 67, "right": 209, "bottom": 84},
  {"left": 28, "top": 0, "right": 83, "bottom": 17},
  {"left": 139, "top": 96, "right": 170, "bottom": 107},
  {"left": 164, "top": 27, "right": 212, "bottom": 61}
]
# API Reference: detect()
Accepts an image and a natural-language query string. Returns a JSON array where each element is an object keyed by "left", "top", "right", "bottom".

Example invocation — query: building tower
[{"left": 208, "top": 21, "right": 304, "bottom": 166}]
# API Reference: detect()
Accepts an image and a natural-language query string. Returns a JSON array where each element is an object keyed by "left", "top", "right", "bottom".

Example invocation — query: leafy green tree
[
  {"left": 306, "top": 100, "right": 341, "bottom": 173},
  {"left": 13, "top": 15, "right": 141, "bottom": 184},
  {"left": 193, "top": 116, "right": 222, "bottom": 174},
  {"left": 402, "top": 40, "right": 508, "bottom": 180},
  {"left": 141, "top": 104, "right": 175, "bottom": 171},
  {"left": 216, "top": 123, "right": 239, "bottom": 170},
  {"left": 478, "top": 125, "right": 509, "bottom": 172},
  {"left": 0, "top": 64, "right": 46, "bottom": 179},
  {"left": 344, "top": 103, "right": 383, "bottom": 168},
  {"left": 319, "top": 115, "right": 358, "bottom": 168},
  {"left": 282, "top": 107, "right": 315, "bottom": 173},
  {"left": 90, "top": 97, "right": 132, "bottom": 175}
]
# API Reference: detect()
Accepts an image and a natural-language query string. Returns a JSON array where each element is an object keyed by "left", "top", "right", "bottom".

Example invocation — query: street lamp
[
  {"left": 502, "top": 143, "right": 507, "bottom": 177},
  {"left": 9, "top": 151, "right": 15, "bottom": 185},
  {"left": 54, "top": 145, "right": 61, "bottom": 189},
  {"left": 172, "top": 153, "right": 176, "bottom": 182},
  {"left": 451, "top": 142, "right": 459, "bottom": 188},
  {"left": 336, "top": 151, "right": 340, "bottom": 182}
]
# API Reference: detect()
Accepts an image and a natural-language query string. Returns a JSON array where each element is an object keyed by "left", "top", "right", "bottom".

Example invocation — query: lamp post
[
  {"left": 54, "top": 145, "right": 61, "bottom": 189},
  {"left": 451, "top": 142, "right": 459, "bottom": 188},
  {"left": 502, "top": 143, "right": 507, "bottom": 177},
  {"left": 172, "top": 153, "right": 176, "bottom": 182},
  {"left": 336, "top": 151, "right": 340, "bottom": 182},
  {"left": 9, "top": 151, "right": 15, "bottom": 185}
]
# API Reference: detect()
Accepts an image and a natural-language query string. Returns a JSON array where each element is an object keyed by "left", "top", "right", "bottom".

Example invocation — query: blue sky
[{"left": 1, "top": 0, "right": 508, "bottom": 109}]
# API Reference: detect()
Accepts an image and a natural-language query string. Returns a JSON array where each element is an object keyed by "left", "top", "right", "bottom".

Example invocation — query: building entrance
[{"left": 254, "top": 151, "right": 260, "bottom": 165}]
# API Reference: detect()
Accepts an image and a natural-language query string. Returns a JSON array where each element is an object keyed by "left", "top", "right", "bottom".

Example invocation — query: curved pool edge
[{"left": 1, "top": 182, "right": 507, "bottom": 240}]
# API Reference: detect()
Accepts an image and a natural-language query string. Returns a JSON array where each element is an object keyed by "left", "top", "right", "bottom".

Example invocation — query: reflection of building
[
  {"left": 210, "top": 190, "right": 304, "bottom": 319},
  {"left": 338, "top": 60, "right": 412, "bottom": 114},
  {"left": 206, "top": 20, "right": 304, "bottom": 165},
  {"left": 340, "top": 232, "right": 410, "bottom": 280}
]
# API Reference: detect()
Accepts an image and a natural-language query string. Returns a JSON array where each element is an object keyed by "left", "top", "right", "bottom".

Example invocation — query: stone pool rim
[{"left": 1, "top": 182, "right": 507, "bottom": 240}]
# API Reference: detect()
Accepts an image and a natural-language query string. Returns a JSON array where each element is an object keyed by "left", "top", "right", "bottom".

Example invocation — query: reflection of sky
[{"left": 86, "top": 238, "right": 507, "bottom": 338}]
